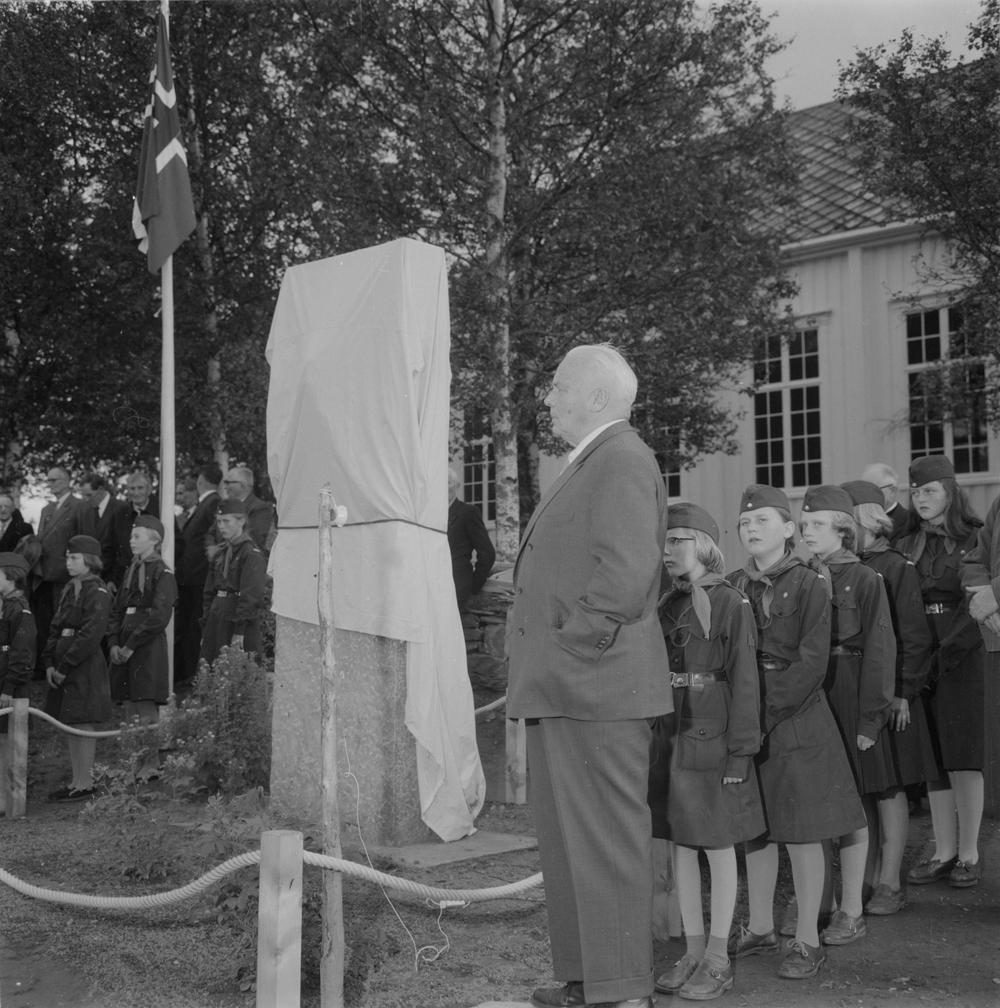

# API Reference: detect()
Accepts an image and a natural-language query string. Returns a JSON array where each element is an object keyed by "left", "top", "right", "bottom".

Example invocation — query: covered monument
[{"left": 265, "top": 237, "right": 485, "bottom": 843}]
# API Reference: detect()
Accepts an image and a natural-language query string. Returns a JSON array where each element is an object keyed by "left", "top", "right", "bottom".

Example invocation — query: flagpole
[{"left": 161, "top": 252, "right": 176, "bottom": 697}]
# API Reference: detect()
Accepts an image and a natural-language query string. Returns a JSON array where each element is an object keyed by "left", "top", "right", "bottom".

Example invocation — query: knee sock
[
  {"left": 704, "top": 847, "right": 737, "bottom": 963},
  {"left": 837, "top": 826, "right": 869, "bottom": 918},
  {"left": 674, "top": 844, "right": 706, "bottom": 957},
  {"left": 926, "top": 782, "right": 958, "bottom": 862},
  {"left": 745, "top": 840, "right": 779, "bottom": 936},
  {"left": 877, "top": 790, "right": 909, "bottom": 890},
  {"left": 787, "top": 842, "right": 825, "bottom": 948},
  {"left": 951, "top": 770, "right": 984, "bottom": 864}
]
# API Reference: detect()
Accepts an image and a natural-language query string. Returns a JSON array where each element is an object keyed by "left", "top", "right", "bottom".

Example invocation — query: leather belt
[
  {"left": 830, "top": 645, "right": 862, "bottom": 657},
  {"left": 671, "top": 671, "right": 727, "bottom": 688},
  {"left": 924, "top": 603, "right": 955, "bottom": 615},
  {"left": 757, "top": 652, "right": 790, "bottom": 671},
  {"left": 216, "top": 590, "right": 239, "bottom": 597},
  {"left": 60, "top": 628, "right": 76, "bottom": 637},
  {"left": 125, "top": 606, "right": 151, "bottom": 615}
]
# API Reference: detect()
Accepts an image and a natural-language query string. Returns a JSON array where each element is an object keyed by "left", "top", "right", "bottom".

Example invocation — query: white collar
[
  {"left": 885, "top": 500, "right": 898, "bottom": 514},
  {"left": 198, "top": 488, "right": 217, "bottom": 502},
  {"left": 97, "top": 494, "right": 109, "bottom": 518},
  {"left": 566, "top": 420, "right": 625, "bottom": 466},
  {"left": 56, "top": 491, "right": 72, "bottom": 506}
]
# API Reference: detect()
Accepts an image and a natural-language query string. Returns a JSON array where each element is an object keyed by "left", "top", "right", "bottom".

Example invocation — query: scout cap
[
  {"left": 667, "top": 502, "right": 720, "bottom": 544},
  {"left": 802, "top": 485, "right": 854, "bottom": 515},
  {"left": 840, "top": 480, "right": 885, "bottom": 508},
  {"left": 218, "top": 499, "right": 247, "bottom": 516},
  {"left": 740, "top": 484, "right": 791, "bottom": 515},
  {"left": 910, "top": 455, "right": 954, "bottom": 487},
  {"left": 0, "top": 552, "right": 30, "bottom": 574},
  {"left": 134, "top": 514, "right": 164, "bottom": 537},
  {"left": 67, "top": 535, "right": 102, "bottom": 555}
]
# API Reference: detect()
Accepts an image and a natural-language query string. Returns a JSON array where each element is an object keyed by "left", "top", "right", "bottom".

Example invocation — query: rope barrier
[
  {"left": 0, "top": 706, "right": 160, "bottom": 738},
  {"left": 0, "top": 849, "right": 542, "bottom": 910},
  {"left": 473, "top": 695, "right": 506, "bottom": 716}
]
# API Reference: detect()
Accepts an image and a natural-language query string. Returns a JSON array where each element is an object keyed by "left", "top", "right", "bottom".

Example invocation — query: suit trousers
[
  {"left": 526, "top": 716, "right": 654, "bottom": 1003},
  {"left": 31, "top": 581, "right": 58, "bottom": 677},
  {"left": 174, "top": 584, "right": 204, "bottom": 684}
]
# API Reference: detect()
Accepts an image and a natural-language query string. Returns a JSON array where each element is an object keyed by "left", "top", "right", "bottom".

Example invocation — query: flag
[{"left": 132, "top": 8, "right": 196, "bottom": 275}]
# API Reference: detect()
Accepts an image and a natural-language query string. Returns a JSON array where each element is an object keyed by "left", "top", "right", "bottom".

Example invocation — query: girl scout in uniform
[
  {"left": 898, "top": 455, "right": 986, "bottom": 888},
  {"left": 799, "top": 484, "right": 895, "bottom": 948},
  {"left": 649, "top": 503, "right": 763, "bottom": 1001},
  {"left": 43, "top": 534, "right": 112, "bottom": 802},
  {"left": 108, "top": 514, "right": 177, "bottom": 779},
  {"left": 728, "top": 485, "right": 864, "bottom": 981},
  {"left": 0, "top": 552, "right": 36, "bottom": 812},
  {"left": 840, "top": 480, "right": 937, "bottom": 914}
]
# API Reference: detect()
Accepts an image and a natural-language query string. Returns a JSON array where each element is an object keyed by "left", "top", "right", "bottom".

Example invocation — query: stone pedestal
[{"left": 270, "top": 615, "right": 432, "bottom": 845}]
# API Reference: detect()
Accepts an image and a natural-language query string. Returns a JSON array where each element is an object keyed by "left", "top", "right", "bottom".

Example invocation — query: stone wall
[{"left": 461, "top": 578, "right": 514, "bottom": 694}]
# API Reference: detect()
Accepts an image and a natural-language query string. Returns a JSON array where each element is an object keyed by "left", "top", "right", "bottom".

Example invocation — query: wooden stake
[
  {"left": 256, "top": 830, "right": 303, "bottom": 1008},
  {"left": 318, "top": 486, "right": 345, "bottom": 1007},
  {"left": 505, "top": 715, "right": 526, "bottom": 804},
  {"left": 10, "top": 697, "right": 28, "bottom": 818}
]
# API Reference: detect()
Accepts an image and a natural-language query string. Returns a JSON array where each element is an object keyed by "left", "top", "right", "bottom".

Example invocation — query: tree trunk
[{"left": 484, "top": 0, "right": 519, "bottom": 560}]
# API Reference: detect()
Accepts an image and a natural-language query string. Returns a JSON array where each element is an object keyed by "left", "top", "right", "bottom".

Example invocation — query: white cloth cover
[{"left": 265, "top": 237, "right": 485, "bottom": 841}]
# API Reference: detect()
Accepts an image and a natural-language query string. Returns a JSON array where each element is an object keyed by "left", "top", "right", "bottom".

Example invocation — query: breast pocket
[
  {"left": 832, "top": 593, "right": 861, "bottom": 639},
  {"left": 769, "top": 596, "right": 798, "bottom": 621},
  {"left": 676, "top": 715, "right": 727, "bottom": 771}
]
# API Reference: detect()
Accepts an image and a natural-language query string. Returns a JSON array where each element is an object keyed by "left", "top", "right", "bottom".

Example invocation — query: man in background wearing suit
[
  {"left": 862, "top": 462, "right": 911, "bottom": 540},
  {"left": 0, "top": 493, "right": 32, "bottom": 553},
  {"left": 174, "top": 464, "right": 221, "bottom": 686},
  {"left": 507, "top": 345, "right": 671, "bottom": 1008},
  {"left": 33, "top": 466, "right": 95, "bottom": 674},
  {"left": 220, "top": 466, "right": 273, "bottom": 556},
  {"left": 80, "top": 473, "right": 133, "bottom": 592},
  {"left": 447, "top": 468, "right": 496, "bottom": 611},
  {"left": 125, "top": 471, "right": 159, "bottom": 529}
]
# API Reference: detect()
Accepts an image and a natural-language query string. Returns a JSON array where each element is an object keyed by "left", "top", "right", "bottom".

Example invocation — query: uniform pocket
[
  {"left": 769, "top": 596, "right": 798, "bottom": 620},
  {"left": 832, "top": 593, "right": 862, "bottom": 638},
  {"left": 676, "top": 715, "right": 727, "bottom": 771}
]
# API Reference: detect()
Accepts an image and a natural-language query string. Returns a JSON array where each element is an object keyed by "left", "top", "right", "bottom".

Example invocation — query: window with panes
[
  {"left": 753, "top": 328, "right": 822, "bottom": 488},
  {"left": 906, "top": 306, "right": 989, "bottom": 473}
]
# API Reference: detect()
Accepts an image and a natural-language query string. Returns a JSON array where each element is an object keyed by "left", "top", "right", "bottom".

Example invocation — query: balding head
[
  {"left": 861, "top": 463, "right": 900, "bottom": 508},
  {"left": 545, "top": 344, "right": 637, "bottom": 447}
]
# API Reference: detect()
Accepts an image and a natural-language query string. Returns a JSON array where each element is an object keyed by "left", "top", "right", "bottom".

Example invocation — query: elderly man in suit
[
  {"left": 507, "top": 344, "right": 671, "bottom": 1008},
  {"left": 174, "top": 463, "right": 222, "bottom": 685},
  {"left": 125, "top": 471, "right": 159, "bottom": 528},
  {"left": 33, "top": 466, "right": 95, "bottom": 674},
  {"left": 79, "top": 473, "right": 133, "bottom": 592},
  {"left": 861, "top": 463, "right": 911, "bottom": 540},
  {"left": 220, "top": 466, "right": 273, "bottom": 555},
  {"left": 0, "top": 493, "right": 32, "bottom": 553},
  {"left": 447, "top": 468, "right": 496, "bottom": 611}
]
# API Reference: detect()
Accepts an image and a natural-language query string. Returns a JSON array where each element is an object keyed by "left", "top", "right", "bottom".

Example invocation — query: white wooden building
[{"left": 460, "top": 102, "right": 1000, "bottom": 551}]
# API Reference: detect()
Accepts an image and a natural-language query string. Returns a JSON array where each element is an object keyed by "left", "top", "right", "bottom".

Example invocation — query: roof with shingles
[{"left": 777, "top": 101, "right": 895, "bottom": 243}]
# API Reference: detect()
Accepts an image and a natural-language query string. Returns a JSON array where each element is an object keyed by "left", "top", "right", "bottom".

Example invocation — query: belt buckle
[
  {"left": 217, "top": 590, "right": 228, "bottom": 597},
  {"left": 926, "top": 603, "right": 944, "bottom": 614},
  {"left": 61, "top": 628, "right": 74, "bottom": 637},
  {"left": 670, "top": 672, "right": 690, "bottom": 688},
  {"left": 0, "top": 645, "right": 8, "bottom": 652},
  {"left": 126, "top": 606, "right": 137, "bottom": 615}
]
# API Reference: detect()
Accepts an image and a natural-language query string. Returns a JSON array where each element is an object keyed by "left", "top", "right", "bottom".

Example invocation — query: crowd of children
[{"left": 648, "top": 455, "right": 987, "bottom": 1001}]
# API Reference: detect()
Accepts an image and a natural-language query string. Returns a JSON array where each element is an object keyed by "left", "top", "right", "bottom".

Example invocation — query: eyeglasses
[
  {"left": 878, "top": 483, "right": 896, "bottom": 491},
  {"left": 664, "top": 537, "right": 696, "bottom": 548},
  {"left": 223, "top": 480, "right": 245, "bottom": 486}
]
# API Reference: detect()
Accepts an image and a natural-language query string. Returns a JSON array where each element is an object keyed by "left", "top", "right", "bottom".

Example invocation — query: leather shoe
[
  {"left": 906, "top": 855, "right": 958, "bottom": 884},
  {"left": 655, "top": 953, "right": 699, "bottom": 994},
  {"left": 729, "top": 924, "right": 779, "bottom": 958},
  {"left": 820, "top": 909, "right": 866, "bottom": 945},
  {"left": 679, "top": 957, "right": 734, "bottom": 1001},
  {"left": 949, "top": 855, "right": 984, "bottom": 888},
  {"left": 531, "top": 982, "right": 586, "bottom": 1007},
  {"left": 864, "top": 883, "right": 906, "bottom": 915},
  {"left": 777, "top": 939, "right": 826, "bottom": 979}
]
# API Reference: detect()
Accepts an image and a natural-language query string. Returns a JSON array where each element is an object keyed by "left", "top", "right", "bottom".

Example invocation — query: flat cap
[
  {"left": 67, "top": 535, "right": 102, "bottom": 556},
  {"left": 910, "top": 454, "right": 954, "bottom": 487},
  {"left": 218, "top": 499, "right": 247, "bottom": 516},
  {"left": 667, "top": 502, "right": 720, "bottom": 544},
  {"left": 802, "top": 484, "right": 854, "bottom": 515},
  {"left": 134, "top": 514, "right": 164, "bottom": 537},
  {"left": 740, "top": 484, "right": 791, "bottom": 514},
  {"left": 840, "top": 480, "right": 885, "bottom": 508},
  {"left": 0, "top": 552, "right": 30, "bottom": 574}
]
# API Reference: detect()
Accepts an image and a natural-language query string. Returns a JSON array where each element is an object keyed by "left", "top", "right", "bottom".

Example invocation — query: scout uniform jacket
[{"left": 203, "top": 535, "right": 267, "bottom": 632}]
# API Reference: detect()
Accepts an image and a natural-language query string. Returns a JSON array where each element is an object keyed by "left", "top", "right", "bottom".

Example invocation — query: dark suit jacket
[
  {"left": 0, "top": 511, "right": 33, "bottom": 553},
  {"left": 887, "top": 502, "right": 913, "bottom": 541},
  {"left": 37, "top": 495, "right": 96, "bottom": 583},
  {"left": 448, "top": 499, "right": 496, "bottom": 604},
  {"left": 506, "top": 421, "right": 673, "bottom": 721},
  {"left": 243, "top": 492, "right": 274, "bottom": 554},
  {"left": 93, "top": 496, "right": 133, "bottom": 589},
  {"left": 176, "top": 491, "right": 220, "bottom": 587}
]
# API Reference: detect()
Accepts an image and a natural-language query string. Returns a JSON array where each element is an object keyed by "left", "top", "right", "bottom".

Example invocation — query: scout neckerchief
[
  {"left": 738, "top": 550, "right": 802, "bottom": 626},
  {"left": 122, "top": 551, "right": 160, "bottom": 596},
  {"left": 660, "top": 572, "right": 728, "bottom": 642},
  {"left": 906, "top": 520, "right": 957, "bottom": 566},
  {"left": 60, "top": 570, "right": 99, "bottom": 606},
  {"left": 221, "top": 533, "right": 251, "bottom": 580},
  {"left": 858, "top": 536, "right": 890, "bottom": 560},
  {"left": 807, "top": 546, "right": 860, "bottom": 597}
]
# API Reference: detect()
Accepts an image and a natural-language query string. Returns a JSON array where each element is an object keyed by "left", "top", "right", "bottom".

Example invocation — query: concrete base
[
  {"left": 357, "top": 829, "right": 536, "bottom": 869},
  {"left": 270, "top": 615, "right": 433, "bottom": 845}
]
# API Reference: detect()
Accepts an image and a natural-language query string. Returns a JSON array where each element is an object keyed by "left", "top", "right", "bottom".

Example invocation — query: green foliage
[
  {"left": 838, "top": 0, "right": 1000, "bottom": 429},
  {"left": 163, "top": 645, "right": 272, "bottom": 794}
]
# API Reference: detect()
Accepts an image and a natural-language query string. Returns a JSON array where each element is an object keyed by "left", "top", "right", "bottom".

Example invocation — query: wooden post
[
  {"left": 318, "top": 487, "right": 345, "bottom": 1007},
  {"left": 256, "top": 829, "right": 303, "bottom": 1008},
  {"left": 505, "top": 715, "right": 526, "bottom": 804},
  {"left": 9, "top": 698, "right": 28, "bottom": 818}
]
